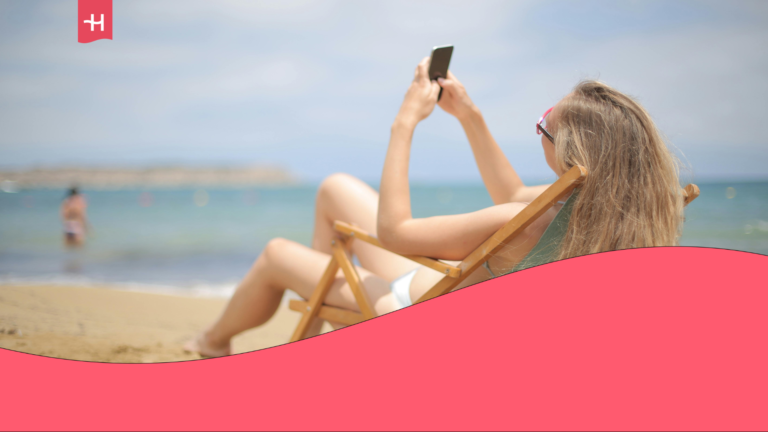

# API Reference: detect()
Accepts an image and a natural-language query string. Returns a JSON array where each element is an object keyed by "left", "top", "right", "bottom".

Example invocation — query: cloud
[
  {"left": 166, "top": 55, "right": 329, "bottom": 102},
  {"left": 118, "top": 0, "right": 342, "bottom": 29},
  {"left": 1, "top": 0, "right": 766, "bottom": 181},
  {"left": 0, "top": 74, "right": 77, "bottom": 100},
  {"left": 557, "top": 25, "right": 768, "bottom": 146},
  {"left": 0, "top": 30, "right": 198, "bottom": 69}
]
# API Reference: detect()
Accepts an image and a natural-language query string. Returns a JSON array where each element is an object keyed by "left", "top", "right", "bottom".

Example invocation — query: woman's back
[{"left": 62, "top": 195, "right": 87, "bottom": 221}]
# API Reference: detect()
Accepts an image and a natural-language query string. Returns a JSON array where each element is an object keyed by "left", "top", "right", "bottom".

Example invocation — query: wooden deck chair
[{"left": 289, "top": 165, "right": 700, "bottom": 342}]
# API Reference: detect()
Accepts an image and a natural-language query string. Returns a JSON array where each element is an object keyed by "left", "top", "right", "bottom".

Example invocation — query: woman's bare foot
[{"left": 183, "top": 333, "right": 231, "bottom": 358}]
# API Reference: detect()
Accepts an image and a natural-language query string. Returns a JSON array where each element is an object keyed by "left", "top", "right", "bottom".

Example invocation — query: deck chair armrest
[{"left": 333, "top": 221, "right": 462, "bottom": 278}]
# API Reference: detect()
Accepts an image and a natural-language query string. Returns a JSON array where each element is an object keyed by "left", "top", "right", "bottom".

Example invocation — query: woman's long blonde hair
[{"left": 553, "top": 80, "right": 684, "bottom": 260}]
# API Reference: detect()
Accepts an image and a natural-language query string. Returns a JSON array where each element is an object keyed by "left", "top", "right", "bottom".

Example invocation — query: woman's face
[{"left": 542, "top": 103, "right": 562, "bottom": 177}]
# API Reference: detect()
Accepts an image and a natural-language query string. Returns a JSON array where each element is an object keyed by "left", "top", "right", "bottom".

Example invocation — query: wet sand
[{"left": 0, "top": 285, "right": 329, "bottom": 363}]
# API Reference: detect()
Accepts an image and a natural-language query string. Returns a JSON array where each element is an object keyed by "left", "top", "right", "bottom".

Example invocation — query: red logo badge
[{"left": 78, "top": 0, "right": 112, "bottom": 43}]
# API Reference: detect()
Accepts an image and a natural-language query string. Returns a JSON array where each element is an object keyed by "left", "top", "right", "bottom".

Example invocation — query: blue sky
[{"left": 1, "top": 0, "right": 766, "bottom": 183}]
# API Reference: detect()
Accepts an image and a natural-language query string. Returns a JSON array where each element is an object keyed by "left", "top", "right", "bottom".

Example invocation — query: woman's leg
[
  {"left": 312, "top": 173, "right": 419, "bottom": 281},
  {"left": 186, "top": 173, "right": 417, "bottom": 357},
  {"left": 186, "top": 237, "right": 399, "bottom": 357}
]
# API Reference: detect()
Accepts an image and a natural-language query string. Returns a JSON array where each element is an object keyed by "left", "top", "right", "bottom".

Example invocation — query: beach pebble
[{"left": 7, "top": 328, "right": 17, "bottom": 335}]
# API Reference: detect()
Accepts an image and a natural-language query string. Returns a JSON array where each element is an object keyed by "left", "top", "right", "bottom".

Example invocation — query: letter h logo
[
  {"left": 78, "top": 0, "right": 112, "bottom": 43},
  {"left": 84, "top": 14, "right": 104, "bottom": 32}
]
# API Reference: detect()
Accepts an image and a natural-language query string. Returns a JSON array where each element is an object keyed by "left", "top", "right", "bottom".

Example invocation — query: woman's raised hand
[
  {"left": 395, "top": 57, "right": 441, "bottom": 128},
  {"left": 436, "top": 71, "right": 476, "bottom": 121}
]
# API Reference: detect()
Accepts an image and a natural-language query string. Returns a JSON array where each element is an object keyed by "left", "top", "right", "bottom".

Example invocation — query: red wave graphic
[{"left": 2, "top": 247, "right": 767, "bottom": 430}]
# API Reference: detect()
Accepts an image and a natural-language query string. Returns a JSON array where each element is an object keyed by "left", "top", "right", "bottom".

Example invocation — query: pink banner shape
[
  {"left": 1, "top": 247, "right": 767, "bottom": 430},
  {"left": 78, "top": 0, "right": 112, "bottom": 43}
]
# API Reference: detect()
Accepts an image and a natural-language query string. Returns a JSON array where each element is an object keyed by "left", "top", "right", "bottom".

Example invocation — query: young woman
[{"left": 185, "top": 58, "right": 684, "bottom": 357}]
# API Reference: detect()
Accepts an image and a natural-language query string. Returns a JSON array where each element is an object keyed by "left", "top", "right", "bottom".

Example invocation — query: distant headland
[{"left": 0, "top": 166, "right": 299, "bottom": 190}]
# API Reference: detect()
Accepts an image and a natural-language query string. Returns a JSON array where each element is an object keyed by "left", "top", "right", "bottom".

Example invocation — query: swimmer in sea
[{"left": 61, "top": 187, "right": 88, "bottom": 247}]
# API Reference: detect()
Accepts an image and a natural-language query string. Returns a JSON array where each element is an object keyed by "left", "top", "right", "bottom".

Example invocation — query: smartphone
[{"left": 428, "top": 45, "right": 453, "bottom": 101}]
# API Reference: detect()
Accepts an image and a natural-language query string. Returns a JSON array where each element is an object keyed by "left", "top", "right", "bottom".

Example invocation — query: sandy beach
[{"left": 0, "top": 285, "right": 329, "bottom": 363}]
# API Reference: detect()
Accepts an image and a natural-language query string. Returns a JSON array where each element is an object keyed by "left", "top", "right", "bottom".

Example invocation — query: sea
[{"left": 1, "top": 182, "right": 766, "bottom": 297}]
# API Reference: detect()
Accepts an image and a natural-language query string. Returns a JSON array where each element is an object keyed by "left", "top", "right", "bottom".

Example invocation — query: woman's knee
[
  {"left": 316, "top": 173, "right": 361, "bottom": 203},
  {"left": 262, "top": 237, "right": 293, "bottom": 262}
]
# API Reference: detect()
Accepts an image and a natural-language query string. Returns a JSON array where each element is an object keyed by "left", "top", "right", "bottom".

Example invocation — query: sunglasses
[{"left": 537, "top": 107, "right": 555, "bottom": 143}]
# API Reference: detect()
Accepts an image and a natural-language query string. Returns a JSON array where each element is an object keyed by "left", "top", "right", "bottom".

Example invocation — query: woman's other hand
[
  {"left": 436, "top": 71, "right": 477, "bottom": 121},
  {"left": 395, "top": 57, "right": 441, "bottom": 128}
]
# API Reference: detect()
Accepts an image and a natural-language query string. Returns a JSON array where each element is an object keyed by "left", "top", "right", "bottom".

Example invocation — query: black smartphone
[{"left": 428, "top": 45, "right": 453, "bottom": 101}]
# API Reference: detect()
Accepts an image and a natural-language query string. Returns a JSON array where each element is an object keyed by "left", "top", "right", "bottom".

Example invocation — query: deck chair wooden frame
[{"left": 289, "top": 165, "right": 700, "bottom": 342}]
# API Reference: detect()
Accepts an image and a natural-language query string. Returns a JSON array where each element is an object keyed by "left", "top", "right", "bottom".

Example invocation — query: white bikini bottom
[
  {"left": 391, "top": 263, "right": 497, "bottom": 310},
  {"left": 390, "top": 269, "right": 418, "bottom": 310}
]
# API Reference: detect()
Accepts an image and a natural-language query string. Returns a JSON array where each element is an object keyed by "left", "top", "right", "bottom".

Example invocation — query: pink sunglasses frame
[{"left": 537, "top": 107, "right": 555, "bottom": 143}]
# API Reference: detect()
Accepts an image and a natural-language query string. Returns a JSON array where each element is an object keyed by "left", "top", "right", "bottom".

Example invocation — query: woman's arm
[
  {"left": 437, "top": 72, "right": 550, "bottom": 204},
  {"left": 377, "top": 59, "right": 528, "bottom": 260}
]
